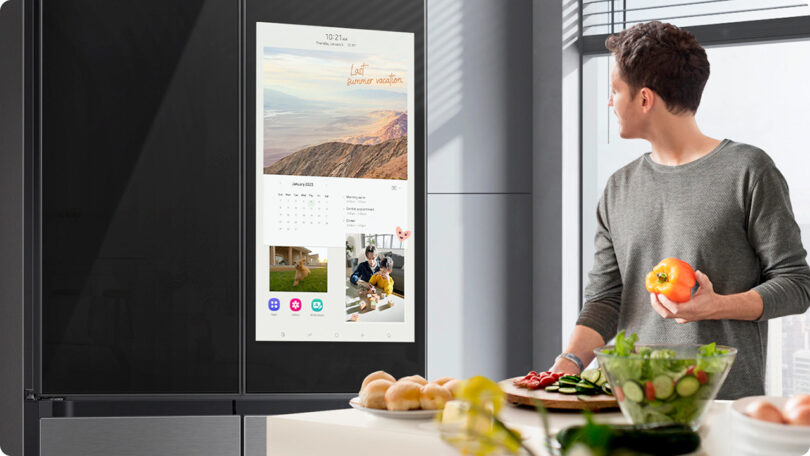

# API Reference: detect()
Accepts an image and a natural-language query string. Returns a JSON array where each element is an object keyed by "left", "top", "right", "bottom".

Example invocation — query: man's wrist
[
  {"left": 711, "top": 291, "right": 763, "bottom": 321},
  {"left": 556, "top": 352, "right": 584, "bottom": 372},
  {"left": 708, "top": 294, "right": 729, "bottom": 320}
]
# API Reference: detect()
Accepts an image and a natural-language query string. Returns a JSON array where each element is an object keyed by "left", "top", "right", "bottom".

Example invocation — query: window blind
[{"left": 583, "top": 0, "right": 810, "bottom": 36}]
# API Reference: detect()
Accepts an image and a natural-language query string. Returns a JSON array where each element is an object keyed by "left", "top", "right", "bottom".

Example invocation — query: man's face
[
  {"left": 608, "top": 65, "right": 644, "bottom": 139},
  {"left": 366, "top": 253, "right": 377, "bottom": 268}
]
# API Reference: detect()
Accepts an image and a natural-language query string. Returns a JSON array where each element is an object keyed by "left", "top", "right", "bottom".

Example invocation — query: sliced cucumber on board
[{"left": 581, "top": 369, "right": 601, "bottom": 384}]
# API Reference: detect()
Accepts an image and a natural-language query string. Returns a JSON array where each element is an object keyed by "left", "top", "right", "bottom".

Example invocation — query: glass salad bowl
[{"left": 595, "top": 339, "right": 737, "bottom": 430}]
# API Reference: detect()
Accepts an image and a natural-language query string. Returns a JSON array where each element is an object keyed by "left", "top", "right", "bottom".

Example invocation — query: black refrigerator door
[
  {"left": 244, "top": 0, "right": 426, "bottom": 393},
  {"left": 40, "top": 0, "right": 240, "bottom": 394}
]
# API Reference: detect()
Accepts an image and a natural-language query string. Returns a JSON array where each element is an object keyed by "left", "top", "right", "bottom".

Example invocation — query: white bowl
[{"left": 729, "top": 396, "right": 810, "bottom": 456}]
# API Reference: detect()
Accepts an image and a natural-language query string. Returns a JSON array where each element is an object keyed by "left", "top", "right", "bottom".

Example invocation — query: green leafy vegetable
[
  {"left": 696, "top": 342, "right": 729, "bottom": 373},
  {"left": 614, "top": 330, "right": 638, "bottom": 356}
]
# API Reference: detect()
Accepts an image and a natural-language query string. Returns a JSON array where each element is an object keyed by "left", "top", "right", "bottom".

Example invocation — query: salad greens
[
  {"left": 596, "top": 331, "right": 735, "bottom": 428},
  {"left": 696, "top": 342, "right": 730, "bottom": 373},
  {"left": 602, "top": 330, "right": 638, "bottom": 357}
]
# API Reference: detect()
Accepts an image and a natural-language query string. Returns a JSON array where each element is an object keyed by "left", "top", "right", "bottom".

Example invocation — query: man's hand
[{"left": 649, "top": 270, "right": 718, "bottom": 324}]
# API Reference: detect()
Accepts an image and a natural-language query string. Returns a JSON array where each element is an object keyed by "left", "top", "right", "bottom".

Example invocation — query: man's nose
[{"left": 608, "top": 95, "right": 614, "bottom": 107}]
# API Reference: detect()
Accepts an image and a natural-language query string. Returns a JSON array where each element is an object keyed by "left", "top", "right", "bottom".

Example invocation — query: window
[
  {"left": 583, "top": 0, "right": 810, "bottom": 36},
  {"left": 580, "top": 39, "right": 810, "bottom": 394}
]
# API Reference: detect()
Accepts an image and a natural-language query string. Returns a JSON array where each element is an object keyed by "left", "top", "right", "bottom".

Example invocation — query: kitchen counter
[{"left": 262, "top": 401, "right": 732, "bottom": 455}]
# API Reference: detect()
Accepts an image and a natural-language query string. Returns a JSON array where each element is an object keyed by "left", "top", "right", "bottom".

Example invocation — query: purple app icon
[{"left": 268, "top": 298, "right": 281, "bottom": 312}]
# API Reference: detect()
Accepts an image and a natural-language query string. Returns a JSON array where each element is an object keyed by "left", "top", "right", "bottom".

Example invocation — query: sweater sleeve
[
  {"left": 349, "top": 264, "right": 363, "bottom": 285},
  {"left": 749, "top": 166, "right": 810, "bottom": 320},
  {"left": 577, "top": 192, "right": 624, "bottom": 342}
]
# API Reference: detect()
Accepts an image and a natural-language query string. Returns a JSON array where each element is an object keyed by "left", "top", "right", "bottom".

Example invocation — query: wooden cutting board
[{"left": 499, "top": 378, "right": 619, "bottom": 411}]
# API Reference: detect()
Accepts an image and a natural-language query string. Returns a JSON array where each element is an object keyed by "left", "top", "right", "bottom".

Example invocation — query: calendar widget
[{"left": 263, "top": 177, "right": 343, "bottom": 247}]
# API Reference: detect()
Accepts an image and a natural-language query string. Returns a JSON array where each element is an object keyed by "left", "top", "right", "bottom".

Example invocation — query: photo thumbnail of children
[{"left": 344, "top": 233, "right": 405, "bottom": 323}]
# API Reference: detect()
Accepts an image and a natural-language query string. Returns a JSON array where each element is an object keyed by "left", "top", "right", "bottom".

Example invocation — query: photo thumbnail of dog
[{"left": 268, "top": 245, "right": 328, "bottom": 292}]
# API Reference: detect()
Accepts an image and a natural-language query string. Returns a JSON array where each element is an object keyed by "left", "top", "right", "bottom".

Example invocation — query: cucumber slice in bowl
[
  {"left": 652, "top": 375, "right": 674, "bottom": 400},
  {"left": 622, "top": 380, "right": 645, "bottom": 403},
  {"left": 675, "top": 375, "right": 700, "bottom": 397}
]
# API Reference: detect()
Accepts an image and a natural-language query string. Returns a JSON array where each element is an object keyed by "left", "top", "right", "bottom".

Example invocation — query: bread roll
[
  {"left": 385, "top": 381, "right": 422, "bottom": 411},
  {"left": 420, "top": 383, "right": 453, "bottom": 410},
  {"left": 359, "top": 379, "right": 393, "bottom": 409},
  {"left": 398, "top": 374, "right": 428, "bottom": 386},
  {"left": 360, "top": 370, "right": 396, "bottom": 392},
  {"left": 444, "top": 379, "right": 461, "bottom": 398},
  {"left": 433, "top": 376, "right": 455, "bottom": 386}
]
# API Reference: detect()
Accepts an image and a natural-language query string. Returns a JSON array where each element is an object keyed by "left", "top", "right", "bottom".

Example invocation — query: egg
[
  {"left": 745, "top": 399, "right": 785, "bottom": 424},
  {"left": 784, "top": 405, "right": 810, "bottom": 426},
  {"left": 784, "top": 395, "right": 810, "bottom": 415}
]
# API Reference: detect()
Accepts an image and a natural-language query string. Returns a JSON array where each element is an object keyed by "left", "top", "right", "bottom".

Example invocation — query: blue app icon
[
  {"left": 268, "top": 298, "right": 281, "bottom": 312},
  {"left": 311, "top": 299, "right": 324, "bottom": 312}
]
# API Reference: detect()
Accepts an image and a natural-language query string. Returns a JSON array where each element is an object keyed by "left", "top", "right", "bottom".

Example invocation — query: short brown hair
[
  {"left": 606, "top": 21, "right": 709, "bottom": 114},
  {"left": 365, "top": 245, "right": 376, "bottom": 257}
]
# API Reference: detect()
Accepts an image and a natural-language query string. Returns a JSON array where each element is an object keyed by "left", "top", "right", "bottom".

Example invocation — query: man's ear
[{"left": 639, "top": 87, "right": 655, "bottom": 113}]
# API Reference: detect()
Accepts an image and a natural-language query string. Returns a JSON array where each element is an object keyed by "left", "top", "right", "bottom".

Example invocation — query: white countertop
[{"left": 263, "top": 401, "right": 732, "bottom": 455}]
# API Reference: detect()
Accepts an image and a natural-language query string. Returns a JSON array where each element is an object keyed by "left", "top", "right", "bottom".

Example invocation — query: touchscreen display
[{"left": 255, "top": 22, "right": 415, "bottom": 342}]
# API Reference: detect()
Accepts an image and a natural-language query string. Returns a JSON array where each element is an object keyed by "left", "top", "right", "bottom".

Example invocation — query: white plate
[{"left": 349, "top": 397, "right": 439, "bottom": 419}]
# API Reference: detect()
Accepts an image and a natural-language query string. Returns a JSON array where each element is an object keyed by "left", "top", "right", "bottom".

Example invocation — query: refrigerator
[{"left": 0, "top": 1, "right": 426, "bottom": 454}]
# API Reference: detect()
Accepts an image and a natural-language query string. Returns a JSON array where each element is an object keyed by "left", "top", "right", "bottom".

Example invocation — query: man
[
  {"left": 350, "top": 245, "right": 380, "bottom": 286},
  {"left": 550, "top": 21, "right": 810, "bottom": 399}
]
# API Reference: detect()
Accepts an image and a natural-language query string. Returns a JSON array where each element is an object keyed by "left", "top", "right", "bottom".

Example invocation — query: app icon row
[{"left": 268, "top": 297, "right": 323, "bottom": 312}]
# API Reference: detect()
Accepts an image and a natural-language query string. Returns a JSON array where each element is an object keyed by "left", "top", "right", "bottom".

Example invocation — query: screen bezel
[{"left": 243, "top": 0, "right": 426, "bottom": 393}]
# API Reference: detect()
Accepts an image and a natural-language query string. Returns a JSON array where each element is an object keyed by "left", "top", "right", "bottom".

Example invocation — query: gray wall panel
[
  {"left": 244, "top": 416, "right": 267, "bottom": 456},
  {"left": 426, "top": 194, "right": 532, "bottom": 381},
  {"left": 531, "top": 0, "right": 566, "bottom": 369},
  {"left": 40, "top": 416, "right": 240, "bottom": 456},
  {"left": 427, "top": 0, "right": 532, "bottom": 194}
]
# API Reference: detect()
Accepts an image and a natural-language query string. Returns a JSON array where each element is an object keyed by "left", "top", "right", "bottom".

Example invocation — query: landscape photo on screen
[{"left": 262, "top": 47, "right": 408, "bottom": 180}]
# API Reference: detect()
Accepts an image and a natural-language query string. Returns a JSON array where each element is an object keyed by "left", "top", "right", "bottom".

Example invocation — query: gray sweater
[{"left": 577, "top": 139, "right": 810, "bottom": 399}]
